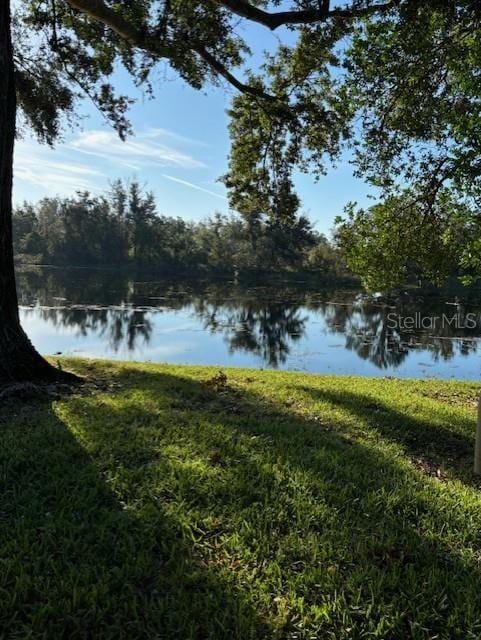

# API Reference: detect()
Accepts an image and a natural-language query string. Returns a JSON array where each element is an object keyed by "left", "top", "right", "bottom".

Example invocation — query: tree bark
[{"left": 0, "top": 0, "right": 72, "bottom": 384}]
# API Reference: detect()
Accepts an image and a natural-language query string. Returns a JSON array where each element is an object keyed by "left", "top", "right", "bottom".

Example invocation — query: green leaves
[
  {"left": 334, "top": 191, "right": 479, "bottom": 291},
  {"left": 13, "top": 0, "right": 481, "bottom": 287},
  {"left": 223, "top": 21, "right": 352, "bottom": 223},
  {"left": 223, "top": 2, "right": 481, "bottom": 287}
]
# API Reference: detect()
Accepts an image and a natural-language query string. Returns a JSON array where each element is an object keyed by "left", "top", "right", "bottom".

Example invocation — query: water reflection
[
  {"left": 194, "top": 298, "right": 307, "bottom": 367},
  {"left": 323, "top": 297, "right": 480, "bottom": 369},
  {"left": 16, "top": 266, "right": 481, "bottom": 378}
]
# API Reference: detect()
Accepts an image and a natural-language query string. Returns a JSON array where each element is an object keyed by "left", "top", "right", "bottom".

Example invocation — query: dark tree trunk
[{"left": 0, "top": 0, "right": 72, "bottom": 384}]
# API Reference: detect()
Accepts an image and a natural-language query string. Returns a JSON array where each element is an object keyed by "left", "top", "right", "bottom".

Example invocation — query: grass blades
[{"left": 1, "top": 359, "right": 481, "bottom": 639}]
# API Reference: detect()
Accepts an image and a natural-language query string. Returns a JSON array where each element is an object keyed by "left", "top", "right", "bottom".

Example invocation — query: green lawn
[{"left": 2, "top": 360, "right": 481, "bottom": 639}]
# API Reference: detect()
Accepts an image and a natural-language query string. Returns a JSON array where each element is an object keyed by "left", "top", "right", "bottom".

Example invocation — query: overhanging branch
[
  {"left": 194, "top": 45, "right": 275, "bottom": 100},
  {"left": 215, "top": 0, "right": 400, "bottom": 30},
  {"left": 65, "top": 0, "right": 156, "bottom": 47},
  {"left": 64, "top": 0, "right": 274, "bottom": 101}
]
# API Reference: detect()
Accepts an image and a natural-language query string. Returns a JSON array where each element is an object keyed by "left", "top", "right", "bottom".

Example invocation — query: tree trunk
[{"left": 0, "top": 0, "right": 72, "bottom": 384}]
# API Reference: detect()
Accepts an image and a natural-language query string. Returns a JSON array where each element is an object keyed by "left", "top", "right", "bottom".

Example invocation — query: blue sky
[{"left": 13, "top": 24, "right": 374, "bottom": 236}]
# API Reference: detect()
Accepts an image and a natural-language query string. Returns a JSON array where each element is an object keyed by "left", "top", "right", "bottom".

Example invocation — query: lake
[{"left": 16, "top": 266, "right": 481, "bottom": 380}]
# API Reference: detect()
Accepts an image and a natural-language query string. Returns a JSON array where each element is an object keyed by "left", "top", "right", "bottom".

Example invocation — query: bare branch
[
  {"left": 194, "top": 45, "right": 275, "bottom": 100},
  {"left": 215, "top": 0, "right": 400, "bottom": 30}
]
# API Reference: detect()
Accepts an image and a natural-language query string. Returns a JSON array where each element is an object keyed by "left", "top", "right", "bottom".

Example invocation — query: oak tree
[{"left": 2, "top": 0, "right": 481, "bottom": 381}]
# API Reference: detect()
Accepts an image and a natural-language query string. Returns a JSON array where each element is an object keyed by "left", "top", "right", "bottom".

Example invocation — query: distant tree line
[{"left": 13, "top": 180, "right": 348, "bottom": 277}]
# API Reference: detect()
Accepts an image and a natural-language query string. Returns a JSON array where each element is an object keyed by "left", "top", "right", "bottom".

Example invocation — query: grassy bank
[{"left": 2, "top": 360, "right": 481, "bottom": 639}]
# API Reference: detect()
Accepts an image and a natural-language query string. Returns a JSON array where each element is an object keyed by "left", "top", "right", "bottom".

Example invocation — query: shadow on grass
[
  {"left": 293, "top": 384, "right": 476, "bottom": 482},
  {"left": 0, "top": 398, "right": 269, "bottom": 639},
  {"left": 2, "top": 368, "right": 481, "bottom": 638},
  {"left": 99, "top": 367, "right": 481, "bottom": 637}
]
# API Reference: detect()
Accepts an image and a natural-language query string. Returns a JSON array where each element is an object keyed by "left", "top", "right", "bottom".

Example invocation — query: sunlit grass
[{"left": 1, "top": 359, "right": 481, "bottom": 638}]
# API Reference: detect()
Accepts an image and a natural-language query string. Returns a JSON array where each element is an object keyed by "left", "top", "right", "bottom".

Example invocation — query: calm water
[{"left": 16, "top": 266, "right": 481, "bottom": 380}]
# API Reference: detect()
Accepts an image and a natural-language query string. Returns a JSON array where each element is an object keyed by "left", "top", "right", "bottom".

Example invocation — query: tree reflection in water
[
  {"left": 321, "top": 294, "right": 479, "bottom": 369},
  {"left": 18, "top": 268, "right": 153, "bottom": 354},
  {"left": 194, "top": 297, "right": 307, "bottom": 367},
  {"left": 16, "top": 266, "right": 481, "bottom": 369}
]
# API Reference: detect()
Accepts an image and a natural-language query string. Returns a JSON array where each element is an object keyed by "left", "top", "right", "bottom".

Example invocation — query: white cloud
[
  {"left": 142, "top": 128, "right": 208, "bottom": 147},
  {"left": 14, "top": 144, "right": 105, "bottom": 195},
  {"left": 162, "top": 174, "right": 228, "bottom": 201},
  {"left": 13, "top": 127, "right": 211, "bottom": 201},
  {"left": 69, "top": 129, "right": 206, "bottom": 170}
]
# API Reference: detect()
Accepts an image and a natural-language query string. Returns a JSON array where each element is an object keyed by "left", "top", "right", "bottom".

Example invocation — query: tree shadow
[
  {"left": 3, "top": 367, "right": 481, "bottom": 638},
  {"left": 0, "top": 398, "right": 269, "bottom": 639},
  {"left": 101, "top": 366, "right": 481, "bottom": 638},
  {"left": 291, "top": 384, "right": 476, "bottom": 483}
]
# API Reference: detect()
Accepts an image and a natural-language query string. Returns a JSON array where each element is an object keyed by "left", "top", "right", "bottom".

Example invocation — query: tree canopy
[
  {"left": 13, "top": 180, "right": 343, "bottom": 275},
  {"left": 14, "top": 0, "right": 481, "bottom": 290},
  {"left": 334, "top": 193, "right": 480, "bottom": 290}
]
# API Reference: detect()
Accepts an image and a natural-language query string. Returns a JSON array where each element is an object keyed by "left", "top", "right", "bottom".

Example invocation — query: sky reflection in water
[{"left": 17, "top": 266, "right": 481, "bottom": 380}]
